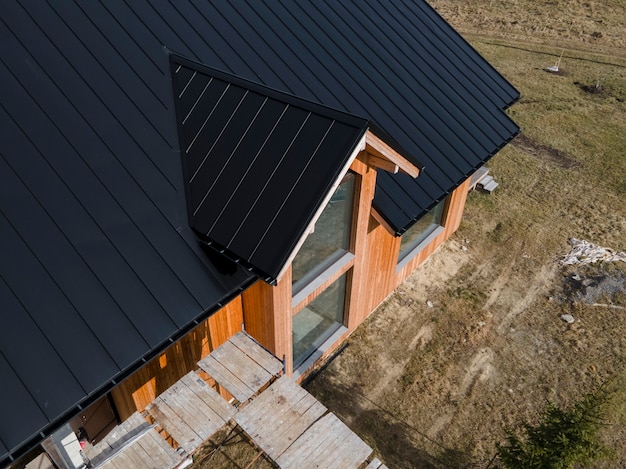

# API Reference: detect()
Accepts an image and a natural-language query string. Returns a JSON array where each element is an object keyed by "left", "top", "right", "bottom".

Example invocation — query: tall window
[
  {"left": 291, "top": 174, "right": 355, "bottom": 292},
  {"left": 292, "top": 273, "right": 348, "bottom": 369},
  {"left": 291, "top": 173, "right": 355, "bottom": 373},
  {"left": 398, "top": 199, "right": 446, "bottom": 263}
]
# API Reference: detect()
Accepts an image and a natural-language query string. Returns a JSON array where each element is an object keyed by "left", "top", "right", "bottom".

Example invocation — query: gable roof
[
  {"left": 172, "top": 56, "right": 368, "bottom": 284},
  {"left": 0, "top": 1, "right": 518, "bottom": 464}
]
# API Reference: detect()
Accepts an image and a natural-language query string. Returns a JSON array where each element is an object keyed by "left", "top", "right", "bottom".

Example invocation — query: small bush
[{"left": 496, "top": 384, "right": 612, "bottom": 469}]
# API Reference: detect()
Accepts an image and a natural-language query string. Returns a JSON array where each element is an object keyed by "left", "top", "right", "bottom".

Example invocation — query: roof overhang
[{"left": 365, "top": 131, "right": 420, "bottom": 178}]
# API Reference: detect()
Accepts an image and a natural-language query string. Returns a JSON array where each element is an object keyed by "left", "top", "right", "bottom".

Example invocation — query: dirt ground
[{"left": 303, "top": 1, "right": 626, "bottom": 468}]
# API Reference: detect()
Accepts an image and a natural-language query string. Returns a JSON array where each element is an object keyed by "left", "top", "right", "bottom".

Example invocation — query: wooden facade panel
[
  {"left": 111, "top": 297, "right": 244, "bottom": 419},
  {"left": 395, "top": 180, "right": 470, "bottom": 287},
  {"left": 241, "top": 269, "right": 292, "bottom": 375}
]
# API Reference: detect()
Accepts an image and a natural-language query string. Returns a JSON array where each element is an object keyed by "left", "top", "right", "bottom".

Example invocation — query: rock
[
  {"left": 461, "top": 245, "right": 468, "bottom": 251},
  {"left": 561, "top": 314, "right": 575, "bottom": 324},
  {"left": 426, "top": 300, "right": 434, "bottom": 308}
]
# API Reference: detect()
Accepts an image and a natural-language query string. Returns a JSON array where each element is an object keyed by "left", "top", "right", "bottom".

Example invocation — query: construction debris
[{"left": 561, "top": 238, "right": 626, "bottom": 266}]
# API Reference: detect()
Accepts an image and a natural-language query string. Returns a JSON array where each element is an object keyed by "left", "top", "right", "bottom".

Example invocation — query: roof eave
[{"left": 365, "top": 131, "right": 421, "bottom": 178}]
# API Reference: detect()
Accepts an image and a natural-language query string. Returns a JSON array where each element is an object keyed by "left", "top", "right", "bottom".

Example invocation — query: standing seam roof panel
[
  {"left": 403, "top": 0, "right": 520, "bottom": 107},
  {"left": 309, "top": 1, "right": 505, "bottom": 162},
  {"left": 337, "top": 1, "right": 515, "bottom": 148},
  {"left": 173, "top": 58, "right": 368, "bottom": 282}
]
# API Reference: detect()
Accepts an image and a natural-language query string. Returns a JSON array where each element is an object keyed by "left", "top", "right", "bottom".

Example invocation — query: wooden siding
[
  {"left": 241, "top": 268, "right": 293, "bottom": 375},
  {"left": 110, "top": 172, "right": 471, "bottom": 416},
  {"left": 395, "top": 179, "right": 470, "bottom": 286},
  {"left": 110, "top": 296, "right": 243, "bottom": 420}
]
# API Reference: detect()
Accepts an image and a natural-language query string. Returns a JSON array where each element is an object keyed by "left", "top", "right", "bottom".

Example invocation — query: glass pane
[
  {"left": 292, "top": 273, "right": 347, "bottom": 368},
  {"left": 399, "top": 199, "right": 446, "bottom": 260},
  {"left": 292, "top": 174, "right": 354, "bottom": 289}
]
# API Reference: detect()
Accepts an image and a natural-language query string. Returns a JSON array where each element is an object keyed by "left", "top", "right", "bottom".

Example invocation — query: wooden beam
[
  {"left": 370, "top": 208, "right": 397, "bottom": 237},
  {"left": 365, "top": 131, "right": 420, "bottom": 178},
  {"left": 366, "top": 154, "right": 399, "bottom": 174}
]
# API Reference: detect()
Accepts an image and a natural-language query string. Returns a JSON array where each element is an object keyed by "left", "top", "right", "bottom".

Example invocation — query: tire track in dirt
[{"left": 495, "top": 263, "right": 557, "bottom": 334}]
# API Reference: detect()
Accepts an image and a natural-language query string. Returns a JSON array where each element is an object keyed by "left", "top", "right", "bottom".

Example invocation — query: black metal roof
[
  {"left": 0, "top": 0, "right": 518, "bottom": 463},
  {"left": 172, "top": 56, "right": 368, "bottom": 284}
]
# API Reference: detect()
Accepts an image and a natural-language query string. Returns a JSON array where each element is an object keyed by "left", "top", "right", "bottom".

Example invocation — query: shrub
[{"left": 496, "top": 384, "right": 611, "bottom": 469}]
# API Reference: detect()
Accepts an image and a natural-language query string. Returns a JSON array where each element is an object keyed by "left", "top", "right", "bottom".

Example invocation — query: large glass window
[
  {"left": 292, "top": 273, "right": 348, "bottom": 369},
  {"left": 398, "top": 199, "right": 446, "bottom": 262},
  {"left": 291, "top": 174, "right": 355, "bottom": 291}
]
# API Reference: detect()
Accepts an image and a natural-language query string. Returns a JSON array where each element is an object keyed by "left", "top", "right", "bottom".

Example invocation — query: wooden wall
[
  {"left": 241, "top": 267, "right": 293, "bottom": 375},
  {"left": 110, "top": 296, "right": 243, "bottom": 420},
  {"left": 109, "top": 167, "right": 472, "bottom": 420}
]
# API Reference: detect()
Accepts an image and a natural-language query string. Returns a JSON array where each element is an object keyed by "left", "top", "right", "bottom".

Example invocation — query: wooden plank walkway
[
  {"left": 85, "top": 412, "right": 182, "bottom": 469},
  {"left": 198, "top": 332, "right": 283, "bottom": 404},
  {"left": 234, "top": 375, "right": 327, "bottom": 460},
  {"left": 97, "top": 427, "right": 182, "bottom": 469},
  {"left": 145, "top": 371, "right": 236, "bottom": 454},
  {"left": 276, "top": 413, "right": 373, "bottom": 469},
  {"left": 85, "top": 332, "right": 379, "bottom": 468}
]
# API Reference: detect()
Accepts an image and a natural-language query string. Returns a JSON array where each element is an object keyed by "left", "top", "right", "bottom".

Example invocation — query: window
[
  {"left": 291, "top": 174, "right": 355, "bottom": 292},
  {"left": 292, "top": 273, "right": 348, "bottom": 370},
  {"left": 398, "top": 199, "right": 446, "bottom": 264},
  {"left": 290, "top": 173, "right": 356, "bottom": 374}
]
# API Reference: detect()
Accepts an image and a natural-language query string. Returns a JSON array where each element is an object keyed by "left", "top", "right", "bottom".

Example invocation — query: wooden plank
[
  {"left": 146, "top": 398, "right": 199, "bottom": 453},
  {"left": 140, "top": 429, "right": 182, "bottom": 468},
  {"left": 180, "top": 372, "right": 236, "bottom": 420},
  {"left": 365, "top": 131, "right": 420, "bottom": 177},
  {"left": 157, "top": 384, "right": 217, "bottom": 443},
  {"left": 277, "top": 413, "right": 343, "bottom": 468},
  {"left": 212, "top": 339, "right": 273, "bottom": 395},
  {"left": 234, "top": 376, "right": 326, "bottom": 460},
  {"left": 98, "top": 429, "right": 181, "bottom": 469},
  {"left": 161, "top": 378, "right": 230, "bottom": 443},
  {"left": 366, "top": 458, "right": 383, "bottom": 468},
  {"left": 197, "top": 354, "right": 253, "bottom": 403},
  {"left": 367, "top": 153, "right": 399, "bottom": 174},
  {"left": 277, "top": 413, "right": 372, "bottom": 469},
  {"left": 85, "top": 412, "right": 153, "bottom": 467},
  {"left": 228, "top": 332, "right": 283, "bottom": 376}
]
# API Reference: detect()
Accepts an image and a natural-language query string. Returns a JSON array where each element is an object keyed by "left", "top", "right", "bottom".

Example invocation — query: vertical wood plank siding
[
  {"left": 241, "top": 267, "right": 293, "bottom": 375},
  {"left": 110, "top": 296, "right": 244, "bottom": 419},
  {"left": 111, "top": 170, "right": 470, "bottom": 417}
]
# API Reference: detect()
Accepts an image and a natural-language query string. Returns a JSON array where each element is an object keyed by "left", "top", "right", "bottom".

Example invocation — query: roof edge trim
[{"left": 365, "top": 131, "right": 420, "bottom": 178}]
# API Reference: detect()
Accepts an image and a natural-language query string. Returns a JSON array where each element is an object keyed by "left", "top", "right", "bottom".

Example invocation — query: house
[{"left": 0, "top": 1, "right": 519, "bottom": 466}]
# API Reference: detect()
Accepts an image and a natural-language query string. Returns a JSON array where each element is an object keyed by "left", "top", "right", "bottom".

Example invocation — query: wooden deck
[
  {"left": 198, "top": 331, "right": 283, "bottom": 404},
  {"left": 145, "top": 371, "right": 236, "bottom": 454},
  {"left": 235, "top": 375, "right": 373, "bottom": 468},
  {"left": 84, "top": 412, "right": 182, "bottom": 469},
  {"left": 85, "top": 332, "right": 378, "bottom": 468}
]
